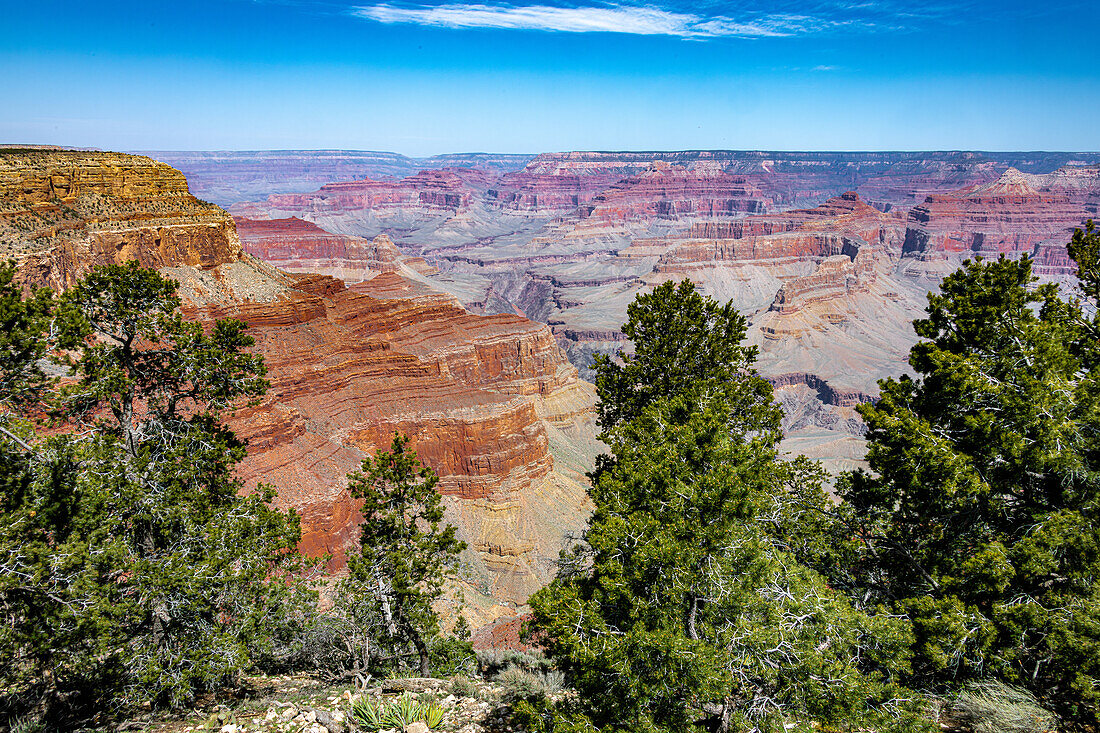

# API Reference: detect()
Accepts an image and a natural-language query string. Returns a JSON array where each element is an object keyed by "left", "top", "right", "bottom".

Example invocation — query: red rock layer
[
  {"left": 142, "top": 151, "right": 534, "bottom": 206},
  {"left": 487, "top": 172, "right": 623, "bottom": 213},
  {"left": 509, "top": 151, "right": 1081, "bottom": 207},
  {"left": 687, "top": 191, "right": 904, "bottom": 244},
  {"left": 235, "top": 216, "right": 404, "bottom": 273},
  {"left": 576, "top": 163, "right": 771, "bottom": 222},
  {"left": 656, "top": 232, "right": 860, "bottom": 271},
  {"left": 232, "top": 168, "right": 486, "bottom": 218},
  {"left": 768, "top": 250, "right": 877, "bottom": 314},
  {"left": 648, "top": 192, "right": 905, "bottom": 272},
  {"left": 765, "top": 372, "right": 875, "bottom": 408},
  {"left": 902, "top": 168, "right": 1091, "bottom": 258},
  {"left": 470, "top": 614, "right": 540, "bottom": 651},
  {"left": 192, "top": 273, "right": 582, "bottom": 588}
]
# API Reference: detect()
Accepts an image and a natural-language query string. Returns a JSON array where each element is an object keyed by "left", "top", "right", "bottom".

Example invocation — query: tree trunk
[
  {"left": 718, "top": 699, "right": 732, "bottom": 733},
  {"left": 376, "top": 571, "right": 397, "bottom": 637},
  {"left": 685, "top": 594, "right": 700, "bottom": 640},
  {"left": 408, "top": 623, "right": 430, "bottom": 677}
]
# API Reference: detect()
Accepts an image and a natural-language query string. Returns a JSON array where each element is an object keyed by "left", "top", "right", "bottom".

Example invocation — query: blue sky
[{"left": 1, "top": 0, "right": 1097, "bottom": 154}]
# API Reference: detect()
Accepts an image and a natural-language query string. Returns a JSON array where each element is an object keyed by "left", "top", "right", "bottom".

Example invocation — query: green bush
[
  {"left": 496, "top": 665, "right": 565, "bottom": 704},
  {"left": 476, "top": 648, "right": 552, "bottom": 677},
  {"left": 429, "top": 634, "right": 476, "bottom": 677},
  {"left": 448, "top": 676, "right": 480, "bottom": 699}
]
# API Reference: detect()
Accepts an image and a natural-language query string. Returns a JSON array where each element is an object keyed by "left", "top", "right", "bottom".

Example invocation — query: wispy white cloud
[{"left": 351, "top": 3, "right": 841, "bottom": 37}]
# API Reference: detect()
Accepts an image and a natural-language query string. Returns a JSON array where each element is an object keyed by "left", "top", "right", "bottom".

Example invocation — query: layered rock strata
[
  {"left": 576, "top": 163, "right": 771, "bottom": 222},
  {"left": 207, "top": 151, "right": 1100, "bottom": 478},
  {"left": 0, "top": 150, "right": 243, "bottom": 290},
  {"left": 902, "top": 168, "right": 1090, "bottom": 259},
  {"left": 144, "top": 150, "right": 534, "bottom": 206},
  {"left": 234, "top": 216, "right": 437, "bottom": 280},
  {"left": 232, "top": 169, "right": 486, "bottom": 220},
  {"left": 1, "top": 150, "right": 598, "bottom": 612}
]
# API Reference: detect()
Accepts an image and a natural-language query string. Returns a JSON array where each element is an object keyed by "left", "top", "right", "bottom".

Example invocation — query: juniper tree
[
  {"left": 530, "top": 280, "right": 922, "bottom": 733},
  {"left": 838, "top": 242, "right": 1100, "bottom": 723},
  {"left": 593, "top": 278, "right": 776, "bottom": 435},
  {"left": 344, "top": 433, "right": 466, "bottom": 677},
  {"left": 0, "top": 262, "right": 313, "bottom": 715},
  {"left": 0, "top": 262, "right": 55, "bottom": 705}
]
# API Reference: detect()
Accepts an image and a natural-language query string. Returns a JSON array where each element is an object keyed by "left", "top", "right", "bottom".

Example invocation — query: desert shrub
[
  {"left": 449, "top": 676, "right": 480, "bottom": 699},
  {"left": 496, "top": 665, "right": 565, "bottom": 704},
  {"left": 6, "top": 715, "right": 46, "bottom": 733},
  {"left": 476, "top": 648, "right": 552, "bottom": 677},
  {"left": 952, "top": 680, "right": 1056, "bottom": 733}
]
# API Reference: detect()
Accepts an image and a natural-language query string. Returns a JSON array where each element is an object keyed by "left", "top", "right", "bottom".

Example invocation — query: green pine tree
[
  {"left": 344, "top": 433, "right": 466, "bottom": 677},
  {"left": 530, "top": 280, "right": 923, "bottom": 733},
  {"left": 838, "top": 243, "right": 1100, "bottom": 723},
  {"left": 0, "top": 262, "right": 314, "bottom": 717}
]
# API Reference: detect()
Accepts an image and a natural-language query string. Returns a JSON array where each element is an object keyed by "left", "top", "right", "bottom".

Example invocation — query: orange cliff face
[
  {"left": 0, "top": 151, "right": 244, "bottom": 290},
  {"left": 208, "top": 273, "right": 595, "bottom": 604},
  {"left": 1, "top": 151, "right": 598, "bottom": 612}
]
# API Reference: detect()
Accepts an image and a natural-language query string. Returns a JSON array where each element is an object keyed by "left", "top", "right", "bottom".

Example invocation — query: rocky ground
[{"left": 138, "top": 675, "right": 540, "bottom": 733}]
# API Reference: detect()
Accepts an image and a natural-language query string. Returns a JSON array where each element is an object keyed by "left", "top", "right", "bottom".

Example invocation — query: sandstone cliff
[{"left": 0, "top": 150, "right": 243, "bottom": 290}]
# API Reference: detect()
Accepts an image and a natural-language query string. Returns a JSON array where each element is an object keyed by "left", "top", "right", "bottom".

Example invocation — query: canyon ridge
[{"left": 160, "top": 148, "right": 1100, "bottom": 474}]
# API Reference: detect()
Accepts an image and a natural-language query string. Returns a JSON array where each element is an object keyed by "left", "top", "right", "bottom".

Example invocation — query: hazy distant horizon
[{"left": 3, "top": 147, "right": 1092, "bottom": 157}]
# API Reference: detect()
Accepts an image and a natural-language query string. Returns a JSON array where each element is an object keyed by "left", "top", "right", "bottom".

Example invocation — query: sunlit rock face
[
  {"left": 0, "top": 151, "right": 243, "bottom": 290},
  {"left": 903, "top": 168, "right": 1091, "bottom": 258}
]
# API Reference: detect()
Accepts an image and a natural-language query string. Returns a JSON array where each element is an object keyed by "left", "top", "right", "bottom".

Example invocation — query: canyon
[
  {"left": 0, "top": 149, "right": 599, "bottom": 625},
  {"left": 214, "top": 149, "right": 1100, "bottom": 472},
  {"left": 7, "top": 146, "right": 1099, "bottom": 622}
]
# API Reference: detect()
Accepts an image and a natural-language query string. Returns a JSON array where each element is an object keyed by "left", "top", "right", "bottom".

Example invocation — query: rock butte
[
  {"left": 902, "top": 167, "right": 1099, "bottom": 273},
  {"left": 0, "top": 150, "right": 599, "bottom": 621}
]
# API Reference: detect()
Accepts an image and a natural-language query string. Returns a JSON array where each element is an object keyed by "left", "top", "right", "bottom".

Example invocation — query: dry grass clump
[{"left": 951, "top": 680, "right": 1056, "bottom": 733}]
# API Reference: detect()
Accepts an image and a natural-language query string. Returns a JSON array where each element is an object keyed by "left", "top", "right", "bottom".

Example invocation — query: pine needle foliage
[
  {"left": 0, "top": 263, "right": 314, "bottom": 718},
  {"left": 530, "top": 280, "right": 926, "bottom": 733},
  {"left": 837, "top": 230, "right": 1100, "bottom": 723},
  {"left": 344, "top": 433, "right": 466, "bottom": 678}
]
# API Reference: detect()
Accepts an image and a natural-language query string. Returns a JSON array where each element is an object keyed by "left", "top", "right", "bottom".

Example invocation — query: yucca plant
[
  {"left": 350, "top": 693, "right": 445, "bottom": 732},
  {"left": 390, "top": 693, "right": 420, "bottom": 728},
  {"left": 350, "top": 697, "right": 389, "bottom": 731},
  {"left": 422, "top": 703, "right": 444, "bottom": 730}
]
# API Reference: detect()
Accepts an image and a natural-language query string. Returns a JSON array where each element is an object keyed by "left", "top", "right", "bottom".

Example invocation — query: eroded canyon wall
[
  {"left": 0, "top": 150, "right": 599, "bottom": 620},
  {"left": 220, "top": 150, "right": 1100, "bottom": 474}
]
